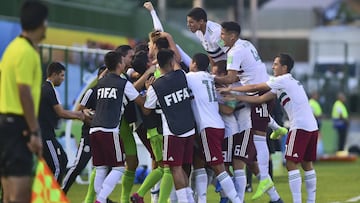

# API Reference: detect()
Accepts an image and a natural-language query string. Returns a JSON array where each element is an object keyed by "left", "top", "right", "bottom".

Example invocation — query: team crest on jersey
[
  {"left": 164, "top": 87, "right": 190, "bottom": 106},
  {"left": 97, "top": 87, "right": 117, "bottom": 99}
]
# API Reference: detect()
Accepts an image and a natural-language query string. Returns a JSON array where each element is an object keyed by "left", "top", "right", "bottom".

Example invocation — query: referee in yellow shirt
[{"left": 0, "top": 1, "right": 48, "bottom": 202}]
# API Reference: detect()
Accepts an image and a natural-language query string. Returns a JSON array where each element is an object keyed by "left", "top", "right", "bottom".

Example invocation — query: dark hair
[
  {"left": 97, "top": 64, "right": 107, "bottom": 77},
  {"left": 157, "top": 49, "right": 174, "bottom": 69},
  {"left": 131, "top": 50, "right": 148, "bottom": 75},
  {"left": 221, "top": 21, "right": 241, "bottom": 36},
  {"left": 149, "top": 31, "right": 170, "bottom": 50},
  {"left": 275, "top": 53, "right": 294, "bottom": 73},
  {"left": 134, "top": 42, "right": 149, "bottom": 53},
  {"left": 47, "top": 62, "right": 65, "bottom": 77},
  {"left": 115, "top": 45, "right": 132, "bottom": 57},
  {"left": 21, "top": 1, "right": 48, "bottom": 31},
  {"left": 104, "top": 51, "right": 122, "bottom": 71},
  {"left": 192, "top": 53, "right": 209, "bottom": 71},
  {"left": 187, "top": 7, "right": 207, "bottom": 22},
  {"left": 155, "top": 38, "right": 169, "bottom": 50}
]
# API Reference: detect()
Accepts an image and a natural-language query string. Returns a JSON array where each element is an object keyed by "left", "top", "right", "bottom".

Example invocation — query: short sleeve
[
  {"left": 124, "top": 81, "right": 140, "bottom": 101},
  {"left": 226, "top": 49, "right": 242, "bottom": 71},
  {"left": 16, "top": 48, "right": 38, "bottom": 85},
  {"left": 266, "top": 76, "right": 284, "bottom": 93},
  {"left": 144, "top": 86, "right": 158, "bottom": 109}
]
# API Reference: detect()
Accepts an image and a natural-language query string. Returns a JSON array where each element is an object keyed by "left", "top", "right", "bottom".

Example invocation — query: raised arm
[
  {"left": 235, "top": 91, "right": 276, "bottom": 104},
  {"left": 144, "top": 1, "right": 164, "bottom": 32}
]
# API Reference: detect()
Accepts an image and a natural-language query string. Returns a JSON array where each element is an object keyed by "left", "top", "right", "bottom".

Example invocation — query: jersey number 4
[{"left": 255, "top": 103, "right": 269, "bottom": 117}]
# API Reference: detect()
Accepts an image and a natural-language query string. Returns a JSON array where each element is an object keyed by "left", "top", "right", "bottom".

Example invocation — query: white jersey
[
  {"left": 266, "top": 74, "right": 318, "bottom": 131},
  {"left": 195, "top": 20, "right": 227, "bottom": 62},
  {"left": 186, "top": 71, "right": 225, "bottom": 132},
  {"left": 144, "top": 85, "right": 195, "bottom": 137},
  {"left": 226, "top": 39, "right": 269, "bottom": 86}
]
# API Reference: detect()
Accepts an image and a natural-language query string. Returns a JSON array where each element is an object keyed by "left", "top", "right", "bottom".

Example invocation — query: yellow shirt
[
  {"left": 331, "top": 100, "right": 348, "bottom": 119},
  {"left": 309, "top": 98, "right": 322, "bottom": 117},
  {"left": 0, "top": 37, "right": 42, "bottom": 116}
]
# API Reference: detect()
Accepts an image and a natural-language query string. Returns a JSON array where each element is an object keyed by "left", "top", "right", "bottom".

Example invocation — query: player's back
[
  {"left": 186, "top": 71, "right": 224, "bottom": 131},
  {"left": 228, "top": 39, "right": 269, "bottom": 85}
]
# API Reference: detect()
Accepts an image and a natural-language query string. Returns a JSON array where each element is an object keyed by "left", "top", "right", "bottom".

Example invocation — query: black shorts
[{"left": 0, "top": 114, "right": 35, "bottom": 177}]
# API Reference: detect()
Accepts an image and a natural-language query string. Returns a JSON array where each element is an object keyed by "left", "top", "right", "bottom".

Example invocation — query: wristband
[{"left": 24, "top": 130, "right": 40, "bottom": 143}]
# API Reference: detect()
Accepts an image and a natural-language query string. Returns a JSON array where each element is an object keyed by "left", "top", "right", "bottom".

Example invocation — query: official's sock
[
  {"left": 158, "top": 167, "right": 173, "bottom": 203},
  {"left": 288, "top": 169, "right": 302, "bottom": 203},
  {"left": 254, "top": 135, "right": 270, "bottom": 180},
  {"left": 193, "top": 168, "right": 207, "bottom": 203},
  {"left": 233, "top": 169, "right": 246, "bottom": 202},
  {"left": 138, "top": 167, "right": 164, "bottom": 197},
  {"left": 121, "top": 169, "right": 135, "bottom": 203},
  {"left": 305, "top": 169, "right": 316, "bottom": 203},
  {"left": 84, "top": 168, "right": 96, "bottom": 203}
]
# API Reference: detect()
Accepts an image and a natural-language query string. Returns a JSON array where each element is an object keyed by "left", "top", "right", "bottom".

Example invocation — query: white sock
[
  {"left": 176, "top": 188, "right": 189, "bottom": 203},
  {"left": 268, "top": 116, "right": 281, "bottom": 131},
  {"left": 267, "top": 185, "right": 281, "bottom": 201},
  {"left": 94, "top": 166, "right": 108, "bottom": 194},
  {"left": 305, "top": 170, "right": 316, "bottom": 203},
  {"left": 97, "top": 167, "right": 125, "bottom": 203},
  {"left": 254, "top": 135, "right": 270, "bottom": 180},
  {"left": 169, "top": 186, "right": 178, "bottom": 203},
  {"left": 193, "top": 168, "right": 207, "bottom": 203},
  {"left": 217, "top": 171, "right": 241, "bottom": 203},
  {"left": 288, "top": 169, "right": 302, "bottom": 203},
  {"left": 186, "top": 187, "right": 195, "bottom": 203},
  {"left": 233, "top": 169, "right": 246, "bottom": 202}
]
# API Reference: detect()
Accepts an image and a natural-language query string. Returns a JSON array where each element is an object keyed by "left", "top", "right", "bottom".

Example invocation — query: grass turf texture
[{"left": 67, "top": 158, "right": 360, "bottom": 203}]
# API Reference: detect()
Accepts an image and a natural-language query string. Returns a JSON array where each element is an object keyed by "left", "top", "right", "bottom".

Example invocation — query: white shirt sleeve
[
  {"left": 266, "top": 76, "right": 284, "bottom": 94},
  {"left": 226, "top": 49, "right": 243, "bottom": 71},
  {"left": 124, "top": 81, "right": 140, "bottom": 101},
  {"left": 150, "top": 10, "right": 164, "bottom": 31},
  {"left": 144, "top": 85, "right": 158, "bottom": 109}
]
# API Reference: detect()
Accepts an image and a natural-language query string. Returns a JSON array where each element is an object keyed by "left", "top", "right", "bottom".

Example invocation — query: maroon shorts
[
  {"left": 251, "top": 95, "right": 274, "bottom": 132},
  {"left": 90, "top": 130, "right": 125, "bottom": 167},
  {"left": 222, "top": 136, "right": 234, "bottom": 165},
  {"left": 199, "top": 128, "right": 225, "bottom": 166},
  {"left": 233, "top": 129, "right": 257, "bottom": 164},
  {"left": 285, "top": 129, "right": 318, "bottom": 163},
  {"left": 163, "top": 135, "right": 194, "bottom": 166}
]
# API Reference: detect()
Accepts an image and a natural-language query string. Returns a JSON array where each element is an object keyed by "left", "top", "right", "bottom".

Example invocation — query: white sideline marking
[
  {"left": 328, "top": 195, "right": 360, "bottom": 203},
  {"left": 346, "top": 195, "right": 360, "bottom": 202}
]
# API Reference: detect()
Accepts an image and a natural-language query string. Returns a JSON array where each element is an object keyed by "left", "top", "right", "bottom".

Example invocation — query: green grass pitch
[{"left": 67, "top": 159, "right": 360, "bottom": 203}]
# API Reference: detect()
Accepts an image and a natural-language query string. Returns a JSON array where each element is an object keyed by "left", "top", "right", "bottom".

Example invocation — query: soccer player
[
  {"left": 131, "top": 31, "right": 181, "bottom": 203},
  {"left": 214, "top": 21, "right": 281, "bottom": 200},
  {"left": 90, "top": 51, "right": 145, "bottom": 203},
  {"left": 143, "top": 49, "right": 196, "bottom": 203},
  {"left": 221, "top": 53, "right": 318, "bottom": 203},
  {"left": 186, "top": 7, "right": 227, "bottom": 72},
  {"left": 186, "top": 53, "right": 242, "bottom": 203},
  {"left": 39, "top": 62, "right": 85, "bottom": 183},
  {"left": 0, "top": 1, "right": 47, "bottom": 202}
]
